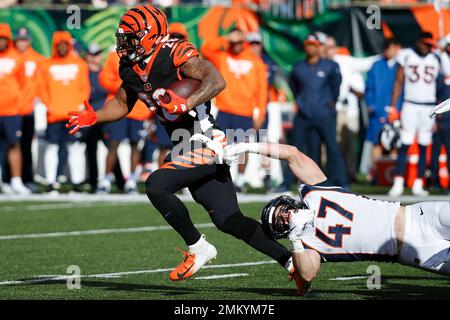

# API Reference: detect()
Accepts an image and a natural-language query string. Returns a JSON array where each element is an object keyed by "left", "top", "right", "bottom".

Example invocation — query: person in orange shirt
[
  {"left": 14, "top": 27, "right": 45, "bottom": 191},
  {"left": 0, "top": 23, "right": 30, "bottom": 194},
  {"left": 201, "top": 27, "right": 268, "bottom": 192},
  {"left": 40, "top": 31, "right": 90, "bottom": 193},
  {"left": 98, "top": 49, "right": 152, "bottom": 194}
]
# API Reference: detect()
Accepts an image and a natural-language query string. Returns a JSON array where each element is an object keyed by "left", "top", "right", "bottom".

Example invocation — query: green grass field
[{"left": 1, "top": 200, "right": 449, "bottom": 300}]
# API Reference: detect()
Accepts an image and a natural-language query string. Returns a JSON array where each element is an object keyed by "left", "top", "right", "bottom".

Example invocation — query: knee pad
[{"left": 217, "top": 213, "right": 259, "bottom": 242}]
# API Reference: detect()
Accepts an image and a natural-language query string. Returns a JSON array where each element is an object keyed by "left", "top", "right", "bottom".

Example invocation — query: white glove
[
  {"left": 288, "top": 209, "right": 315, "bottom": 244},
  {"left": 190, "top": 133, "right": 225, "bottom": 163},
  {"left": 430, "top": 98, "right": 450, "bottom": 118}
]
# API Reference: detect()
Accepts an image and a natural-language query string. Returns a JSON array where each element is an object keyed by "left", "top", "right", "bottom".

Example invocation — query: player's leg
[
  {"left": 20, "top": 113, "right": 34, "bottom": 186},
  {"left": 232, "top": 114, "right": 253, "bottom": 192},
  {"left": 400, "top": 202, "right": 450, "bottom": 276},
  {"left": 314, "top": 115, "right": 349, "bottom": 188},
  {"left": 389, "top": 102, "right": 417, "bottom": 196},
  {"left": 412, "top": 107, "right": 435, "bottom": 195},
  {"left": 4, "top": 115, "right": 29, "bottom": 194},
  {"left": 67, "top": 130, "right": 86, "bottom": 191},
  {"left": 145, "top": 160, "right": 219, "bottom": 280},
  {"left": 189, "top": 164, "right": 292, "bottom": 268},
  {"left": 99, "top": 118, "right": 127, "bottom": 193},
  {"left": 125, "top": 119, "right": 144, "bottom": 194}
]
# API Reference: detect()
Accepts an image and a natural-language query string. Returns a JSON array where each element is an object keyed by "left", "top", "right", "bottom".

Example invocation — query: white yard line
[
  {"left": 0, "top": 260, "right": 276, "bottom": 286},
  {"left": 195, "top": 273, "right": 249, "bottom": 280},
  {"left": 0, "top": 223, "right": 216, "bottom": 240},
  {"left": 0, "top": 202, "right": 143, "bottom": 212},
  {"left": 330, "top": 276, "right": 368, "bottom": 281},
  {"left": 1, "top": 193, "right": 447, "bottom": 204}
]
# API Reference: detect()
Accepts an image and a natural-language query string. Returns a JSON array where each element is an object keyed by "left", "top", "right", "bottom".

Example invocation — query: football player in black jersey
[{"left": 66, "top": 4, "right": 298, "bottom": 285}]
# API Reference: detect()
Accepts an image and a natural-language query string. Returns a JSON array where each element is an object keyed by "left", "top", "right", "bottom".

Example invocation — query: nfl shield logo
[{"left": 144, "top": 83, "right": 152, "bottom": 91}]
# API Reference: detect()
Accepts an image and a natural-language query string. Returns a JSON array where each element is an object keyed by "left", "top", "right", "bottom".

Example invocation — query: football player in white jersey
[
  {"left": 389, "top": 32, "right": 442, "bottom": 196},
  {"left": 192, "top": 135, "right": 450, "bottom": 296}
]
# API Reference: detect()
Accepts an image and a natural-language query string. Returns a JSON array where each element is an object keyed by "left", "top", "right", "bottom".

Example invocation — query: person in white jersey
[
  {"left": 192, "top": 134, "right": 450, "bottom": 296},
  {"left": 389, "top": 32, "right": 442, "bottom": 197}
]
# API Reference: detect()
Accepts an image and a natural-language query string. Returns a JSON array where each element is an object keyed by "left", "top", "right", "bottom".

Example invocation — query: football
[{"left": 167, "top": 78, "right": 201, "bottom": 99}]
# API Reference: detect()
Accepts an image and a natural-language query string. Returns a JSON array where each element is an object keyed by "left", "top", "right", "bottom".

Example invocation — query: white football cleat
[
  {"left": 389, "top": 176, "right": 404, "bottom": 197},
  {"left": 412, "top": 179, "right": 429, "bottom": 197},
  {"left": 169, "top": 234, "right": 217, "bottom": 281}
]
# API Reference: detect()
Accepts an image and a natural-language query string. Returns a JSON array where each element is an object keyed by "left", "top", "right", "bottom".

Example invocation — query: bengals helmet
[{"left": 116, "top": 4, "right": 168, "bottom": 62}]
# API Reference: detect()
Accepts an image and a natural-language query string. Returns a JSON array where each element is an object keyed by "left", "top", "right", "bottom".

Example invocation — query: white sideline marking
[
  {"left": 330, "top": 276, "right": 368, "bottom": 281},
  {"left": 195, "top": 273, "right": 249, "bottom": 280},
  {"left": 0, "top": 260, "right": 276, "bottom": 286},
  {"left": 2, "top": 193, "right": 448, "bottom": 204},
  {"left": 0, "top": 202, "right": 142, "bottom": 212},
  {"left": 0, "top": 223, "right": 215, "bottom": 241}
]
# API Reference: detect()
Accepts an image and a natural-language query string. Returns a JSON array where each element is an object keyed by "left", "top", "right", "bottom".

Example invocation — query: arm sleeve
[
  {"left": 80, "top": 61, "right": 90, "bottom": 102},
  {"left": 330, "top": 62, "right": 342, "bottom": 102},
  {"left": 99, "top": 53, "right": 122, "bottom": 94}
]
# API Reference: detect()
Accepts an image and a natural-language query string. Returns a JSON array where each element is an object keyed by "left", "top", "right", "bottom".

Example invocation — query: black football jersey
[{"left": 119, "top": 38, "right": 219, "bottom": 145}]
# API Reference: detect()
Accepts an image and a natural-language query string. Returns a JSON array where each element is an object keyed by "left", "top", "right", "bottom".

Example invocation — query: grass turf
[{"left": 0, "top": 201, "right": 449, "bottom": 300}]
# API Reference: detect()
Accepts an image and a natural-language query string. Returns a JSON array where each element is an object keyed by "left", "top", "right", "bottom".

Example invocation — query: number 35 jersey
[
  {"left": 396, "top": 48, "right": 441, "bottom": 104},
  {"left": 119, "top": 38, "right": 219, "bottom": 144},
  {"left": 297, "top": 184, "right": 401, "bottom": 262}
]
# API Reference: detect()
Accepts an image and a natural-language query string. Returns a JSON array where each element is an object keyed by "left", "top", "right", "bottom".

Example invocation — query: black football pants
[{"left": 145, "top": 161, "right": 291, "bottom": 268}]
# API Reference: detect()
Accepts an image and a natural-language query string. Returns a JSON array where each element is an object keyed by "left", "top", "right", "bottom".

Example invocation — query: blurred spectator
[
  {"left": 286, "top": 33, "right": 348, "bottom": 188},
  {"left": 0, "top": 0, "right": 17, "bottom": 8},
  {"left": 98, "top": 49, "right": 151, "bottom": 194},
  {"left": 14, "top": 27, "right": 46, "bottom": 192},
  {"left": 201, "top": 27, "right": 267, "bottom": 192},
  {"left": 169, "top": 22, "right": 189, "bottom": 41},
  {"left": 324, "top": 36, "right": 378, "bottom": 182},
  {"left": 84, "top": 43, "right": 108, "bottom": 192},
  {"left": 363, "top": 38, "right": 402, "bottom": 183},
  {"left": 40, "top": 31, "right": 90, "bottom": 193},
  {"left": 388, "top": 31, "right": 440, "bottom": 197},
  {"left": 0, "top": 23, "right": 30, "bottom": 194},
  {"left": 431, "top": 37, "right": 450, "bottom": 195}
]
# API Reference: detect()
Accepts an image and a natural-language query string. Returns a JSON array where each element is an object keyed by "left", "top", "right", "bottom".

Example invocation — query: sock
[
  {"left": 11, "top": 176, "right": 23, "bottom": 186},
  {"left": 395, "top": 144, "right": 410, "bottom": 176},
  {"left": 188, "top": 234, "right": 209, "bottom": 253},
  {"left": 44, "top": 143, "right": 59, "bottom": 184},
  {"left": 235, "top": 173, "right": 245, "bottom": 188},
  {"left": 104, "top": 173, "right": 114, "bottom": 182},
  {"left": 68, "top": 141, "right": 86, "bottom": 185},
  {"left": 128, "top": 170, "right": 139, "bottom": 183}
]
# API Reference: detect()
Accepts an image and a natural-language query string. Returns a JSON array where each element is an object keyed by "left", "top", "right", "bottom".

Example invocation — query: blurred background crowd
[{"left": 1, "top": 0, "right": 450, "bottom": 196}]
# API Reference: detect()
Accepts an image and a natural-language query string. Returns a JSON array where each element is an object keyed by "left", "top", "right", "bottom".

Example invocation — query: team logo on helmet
[{"left": 116, "top": 4, "right": 168, "bottom": 62}]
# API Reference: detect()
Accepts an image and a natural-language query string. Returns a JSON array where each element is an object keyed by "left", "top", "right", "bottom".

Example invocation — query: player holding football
[
  {"left": 194, "top": 136, "right": 450, "bottom": 296},
  {"left": 65, "top": 4, "right": 297, "bottom": 285}
]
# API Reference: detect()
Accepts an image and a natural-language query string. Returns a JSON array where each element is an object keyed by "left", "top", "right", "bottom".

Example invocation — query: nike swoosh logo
[
  {"left": 186, "top": 50, "right": 193, "bottom": 57},
  {"left": 177, "top": 263, "right": 194, "bottom": 279},
  {"left": 420, "top": 207, "right": 424, "bottom": 215}
]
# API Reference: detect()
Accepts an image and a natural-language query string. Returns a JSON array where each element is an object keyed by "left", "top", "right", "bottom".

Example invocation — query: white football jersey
[
  {"left": 396, "top": 48, "right": 440, "bottom": 104},
  {"left": 294, "top": 184, "right": 401, "bottom": 262}
]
